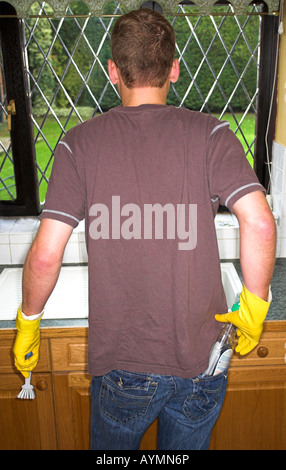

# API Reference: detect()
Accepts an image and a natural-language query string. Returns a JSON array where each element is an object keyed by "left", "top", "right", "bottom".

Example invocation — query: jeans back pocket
[
  {"left": 100, "top": 370, "right": 158, "bottom": 425},
  {"left": 183, "top": 373, "right": 227, "bottom": 423}
]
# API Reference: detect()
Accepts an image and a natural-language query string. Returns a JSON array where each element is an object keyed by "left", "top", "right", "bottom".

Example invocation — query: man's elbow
[
  {"left": 234, "top": 192, "right": 277, "bottom": 244},
  {"left": 249, "top": 208, "right": 276, "bottom": 246},
  {"left": 26, "top": 241, "right": 63, "bottom": 274},
  {"left": 258, "top": 208, "right": 276, "bottom": 235}
]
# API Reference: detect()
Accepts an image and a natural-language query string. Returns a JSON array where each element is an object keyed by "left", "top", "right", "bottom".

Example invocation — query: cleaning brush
[
  {"left": 17, "top": 352, "right": 36, "bottom": 400},
  {"left": 17, "top": 371, "right": 35, "bottom": 400}
]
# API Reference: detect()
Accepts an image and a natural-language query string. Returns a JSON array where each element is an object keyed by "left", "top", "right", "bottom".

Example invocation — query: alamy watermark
[{"left": 89, "top": 196, "right": 197, "bottom": 251}]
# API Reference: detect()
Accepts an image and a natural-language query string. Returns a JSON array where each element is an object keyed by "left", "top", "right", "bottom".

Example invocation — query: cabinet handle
[
  {"left": 36, "top": 380, "right": 48, "bottom": 391},
  {"left": 257, "top": 346, "right": 269, "bottom": 358}
]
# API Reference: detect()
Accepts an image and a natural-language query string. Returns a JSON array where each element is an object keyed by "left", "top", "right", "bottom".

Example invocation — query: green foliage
[
  {"left": 168, "top": 13, "right": 260, "bottom": 113},
  {"left": 26, "top": 4, "right": 56, "bottom": 115},
  {"left": 26, "top": 4, "right": 260, "bottom": 115}
]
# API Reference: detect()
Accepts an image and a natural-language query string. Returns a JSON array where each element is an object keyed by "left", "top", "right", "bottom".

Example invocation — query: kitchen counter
[{"left": 0, "top": 258, "right": 285, "bottom": 328}]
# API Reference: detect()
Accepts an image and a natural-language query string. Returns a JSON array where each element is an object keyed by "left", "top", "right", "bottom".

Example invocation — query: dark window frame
[{"left": 0, "top": 2, "right": 40, "bottom": 216}]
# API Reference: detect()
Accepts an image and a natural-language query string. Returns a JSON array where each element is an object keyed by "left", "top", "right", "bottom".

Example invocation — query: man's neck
[{"left": 120, "top": 83, "right": 169, "bottom": 107}]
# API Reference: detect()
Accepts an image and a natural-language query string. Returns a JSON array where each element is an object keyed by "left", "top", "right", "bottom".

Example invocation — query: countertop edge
[
  {"left": 0, "top": 259, "right": 285, "bottom": 326},
  {"left": 0, "top": 320, "right": 285, "bottom": 340}
]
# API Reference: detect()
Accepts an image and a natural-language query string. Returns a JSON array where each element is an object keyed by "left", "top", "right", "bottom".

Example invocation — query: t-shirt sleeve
[
  {"left": 39, "top": 133, "right": 85, "bottom": 228},
  {"left": 206, "top": 120, "right": 266, "bottom": 211}
]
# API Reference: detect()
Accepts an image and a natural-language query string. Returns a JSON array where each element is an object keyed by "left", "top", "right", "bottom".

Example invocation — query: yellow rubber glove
[
  {"left": 13, "top": 305, "right": 43, "bottom": 378},
  {"left": 215, "top": 285, "right": 271, "bottom": 355}
]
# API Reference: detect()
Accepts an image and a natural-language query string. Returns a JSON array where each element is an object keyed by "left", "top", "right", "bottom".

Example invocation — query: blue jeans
[{"left": 90, "top": 369, "right": 228, "bottom": 450}]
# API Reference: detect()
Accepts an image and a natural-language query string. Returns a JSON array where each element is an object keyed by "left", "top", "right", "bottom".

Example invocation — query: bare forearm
[
  {"left": 22, "top": 248, "right": 62, "bottom": 315},
  {"left": 233, "top": 191, "right": 276, "bottom": 301},
  {"left": 21, "top": 219, "right": 73, "bottom": 316},
  {"left": 239, "top": 217, "right": 276, "bottom": 300}
]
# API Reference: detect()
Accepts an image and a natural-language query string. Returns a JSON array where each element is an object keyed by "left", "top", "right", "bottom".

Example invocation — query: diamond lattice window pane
[
  {"left": 24, "top": 1, "right": 125, "bottom": 203},
  {"left": 21, "top": 2, "right": 261, "bottom": 204},
  {"left": 169, "top": 4, "right": 261, "bottom": 164}
]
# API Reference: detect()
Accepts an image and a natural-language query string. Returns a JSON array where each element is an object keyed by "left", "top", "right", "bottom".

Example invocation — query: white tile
[
  {"left": 271, "top": 142, "right": 286, "bottom": 224},
  {"left": 0, "top": 244, "right": 12, "bottom": 264},
  {"left": 78, "top": 231, "right": 86, "bottom": 243},
  {"left": 10, "top": 244, "right": 30, "bottom": 264},
  {"left": 272, "top": 188, "right": 282, "bottom": 217},
  {"left": 68, "top": 231, "right": 79, "bottom": 243},
  {"left": 79, "top": 242, "right": 88, "bottom": 262},
  {"left": 62, "top": 242, "right": 80, "bottom": 263},
  {"left": 275, "top": 221, "right": 282, "bottom": 240},
  {"left": 9, "top": 232, "right": 34, "bottom": 244},
  {"left": 0, "top": 216, "right": 87, "bottom": 265},
  {"left": 32, "top": 220, "right": 40, "bottom": 234},
  {"left": 11, "top": 217, "right": 38, "bottom": 233},
  {"left": 0, "top": 233, "right": 10, "bottom": 244},
  {"left": 280, "top": 216, "right": 286, "bottom": 238},
  {"left": 275, "top": 237, "right": 281, "bottom": 257},
  {"left": 272, "top": 141, "right": 285, "bottom": 170},
  {"left": 218, "top": 238, "right": 239, "bottom": 259},
  {"left": 216, "top": 212, "right": 240, "bottom": 259},
  {"left": 282, "top": 195, "right": 286, "bottom": 218},
  {"left": 1, "top": 217, "right": 39, "bottom": 245},
  {"left": 216, "top": 226, "right": 239, "bottom": 240},
  {"left": 0, "top": 218, "right": 16, "bottom": 233},
  {"left": 271, "top": 165, "right": 284, "bottom": 193},
  {"left": 279, "top": 238, "right": 286, "bottom": 257}
]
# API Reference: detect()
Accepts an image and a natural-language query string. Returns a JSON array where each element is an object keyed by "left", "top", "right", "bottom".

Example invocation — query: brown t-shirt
[{"left": 40, "top": 104, "right": 265, "bottom": 378}]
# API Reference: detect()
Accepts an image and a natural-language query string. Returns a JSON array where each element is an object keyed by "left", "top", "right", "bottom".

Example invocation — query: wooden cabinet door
[
  {"left": 209, "top": 366, "right": 286, "bottom": 450},
  {"left": 0, "top": 372, "right": 56, "bottom": 450},
  {"left": 53, "top": 372, "right": 92, "bottom": 450}
]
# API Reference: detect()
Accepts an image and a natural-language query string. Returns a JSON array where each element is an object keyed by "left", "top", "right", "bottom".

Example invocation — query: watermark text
[{"left": 89, "top": 196, "right": 197, "bottom": 251}]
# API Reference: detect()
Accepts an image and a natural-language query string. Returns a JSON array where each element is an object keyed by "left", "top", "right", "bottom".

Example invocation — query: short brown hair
[{"left": 111, "top": 9, "right": 176, "bottom": 88}]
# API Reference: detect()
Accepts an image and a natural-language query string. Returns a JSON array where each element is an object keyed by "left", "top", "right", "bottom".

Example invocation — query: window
[{"left": 0, "top": 1, "right": 279, "bottom": 215}]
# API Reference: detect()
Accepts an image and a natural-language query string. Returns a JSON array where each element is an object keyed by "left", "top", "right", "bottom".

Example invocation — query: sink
[
  {"left": 0, "top": 266, "right": 88, "bottom": 320},
  {"left": 0, "top": 263, "right": 241, "bottom": 320}
]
